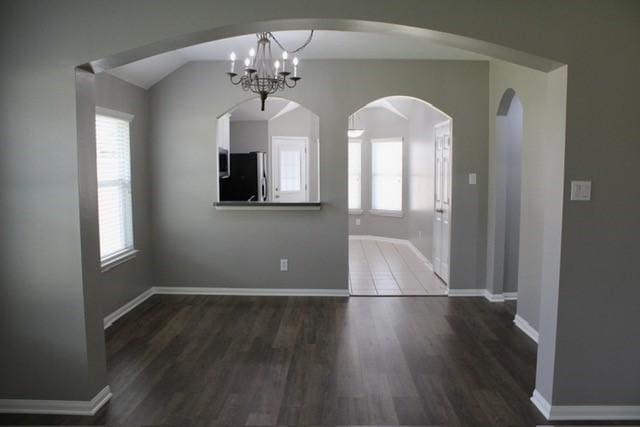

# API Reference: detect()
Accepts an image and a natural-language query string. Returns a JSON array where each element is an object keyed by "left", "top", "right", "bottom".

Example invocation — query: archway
[
  {"left": 71, "top": 19, "right": 568, "bottom": 420},
  {"left": 346, "top": 95, "right": 450, "bottom": 296},
  {"left": 494, "top": 89, "right": 524, "bottom": 297}
]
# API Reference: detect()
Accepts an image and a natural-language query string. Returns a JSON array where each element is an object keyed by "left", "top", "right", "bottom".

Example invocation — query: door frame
[
  {"left": 270, "top": 136, "right": 310, "bottom": 202},
  {"left": 433, "top": 119, "right": 453, "bottom": 285}
]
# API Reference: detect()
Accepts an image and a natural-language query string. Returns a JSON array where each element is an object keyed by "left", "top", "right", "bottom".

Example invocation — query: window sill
[
  {"left": 101, "top": 249, "right": 139, "bottom": 272},
  {"left": 213, "top": 201, "right": 322, "bottom": 211},
  {"left": 349, "top": 209, "right": 363, "bottom": 215},
  {"left": 369, "top": 209, "right": 404, "bottom": 218}
]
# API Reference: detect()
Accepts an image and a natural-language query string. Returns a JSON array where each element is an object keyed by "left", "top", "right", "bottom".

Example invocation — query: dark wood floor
[{"left": 0, "top": 295, "right": 563, "bottom": 426}]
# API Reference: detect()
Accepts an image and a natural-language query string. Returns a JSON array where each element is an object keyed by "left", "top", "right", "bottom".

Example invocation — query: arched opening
[
  {"left": 216, "top": 96, "right": 320, "bottom": 203},
  {"left": 347, "top": 95, "right": 450, "bottom": 296},
  {"left": 489, "top": 89, "right": 524, "bottom": 296},
  {"left": 69, "top": 19, "right": 568, "bottom": 423}
]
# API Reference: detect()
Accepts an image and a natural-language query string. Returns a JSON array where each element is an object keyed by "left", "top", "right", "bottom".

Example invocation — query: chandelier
[{"left": 227, "top": 31, "right": 313, "bottom": 111}]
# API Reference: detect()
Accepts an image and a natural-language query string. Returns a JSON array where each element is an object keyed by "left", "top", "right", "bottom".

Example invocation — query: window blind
[
  {"left": 96, "top": 113, "right": 134, "bottom": 262},
  {"left": 348, "top": 140, "right": 362, "bottom": 210},
  {"left": 371, "top": 139, "right": 403, "bottom": 212}
]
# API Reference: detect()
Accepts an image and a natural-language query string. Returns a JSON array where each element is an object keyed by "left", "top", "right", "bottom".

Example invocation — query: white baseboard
[
  {"left": 153, "top": 286, "right": 349, "bottom": 297},
  {"left": 349, "top": 235, "right": 433, "bottom": 270},
  {"left": 531, "top": 389, "right": 640, "bottom": 421},
  {"left": 504, "top": 291, "right": 518, "bottom": 300},
  {"left": 104, "top": 287, "right": 154, "bottom": 329},
  {"left": 447, "top": 289, "right": 486, "bottom": 297},
  {"left": 484, "top": 290, "right": 505, "bottom": 302},
  {"left": 0, "top": 385, "right": 112, "bottom": 416},
  {"left": 514, "top": 314, "right": 539, "bottom": 343}
]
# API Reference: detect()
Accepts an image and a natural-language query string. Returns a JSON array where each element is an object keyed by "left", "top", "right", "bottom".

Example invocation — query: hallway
[{"left": 349, "top": 237, "right": 447, "bottom": 296}]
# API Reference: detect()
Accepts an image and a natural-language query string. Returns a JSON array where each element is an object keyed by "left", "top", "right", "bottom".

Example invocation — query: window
[
  {"left": 371, "top": 138, "right": 403, "bottom": 213},
  {"left": 96, "top": 110, "right": 135, "bottom": 268},
  {"left": 348, "top": 140, "right": 362, "bottom": 211}
]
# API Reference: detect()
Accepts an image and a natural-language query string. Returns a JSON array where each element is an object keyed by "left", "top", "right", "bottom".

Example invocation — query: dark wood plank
[{"left": 3, "top": 296, "right": 637, "bottom": 426}]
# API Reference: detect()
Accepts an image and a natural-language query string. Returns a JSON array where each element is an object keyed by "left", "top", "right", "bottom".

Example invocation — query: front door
[
  {"left": 272, "top": 137, "right": 309, "bottom": 202},
  {"left": 433, "top": 121, "right": 452, "bottom": 284}
]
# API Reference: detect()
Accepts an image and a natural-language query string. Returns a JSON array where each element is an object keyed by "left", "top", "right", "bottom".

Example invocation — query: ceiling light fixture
[
  {"left": 227, "top": 31, "right": 313, "bottom": 111},
  {"left": 348, "top": 113, "right": 365, "bottom": 138}
]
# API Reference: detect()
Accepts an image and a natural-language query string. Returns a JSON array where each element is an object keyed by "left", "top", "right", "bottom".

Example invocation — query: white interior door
[
  {"left": 433, "top": 121, "right": 452, "bottom": 284},
  {"left": 272, "top": 137, "right": 309, "bottom": 202}
]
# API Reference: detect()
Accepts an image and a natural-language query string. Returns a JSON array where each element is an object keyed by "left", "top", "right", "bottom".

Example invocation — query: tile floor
[{"left": 349, "top": 237, "right": 448, "bottom": 296}]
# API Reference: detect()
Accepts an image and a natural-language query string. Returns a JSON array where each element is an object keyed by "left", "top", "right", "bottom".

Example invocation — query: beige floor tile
[
  {"left": 350, "top": 289, "right": 378, "bottom": 296},
  {"left": 350, "top": 237, "right": 447, "bottom": 296},
  {"left": 374, "top": 278, "right": 400, "bottom": 290}
]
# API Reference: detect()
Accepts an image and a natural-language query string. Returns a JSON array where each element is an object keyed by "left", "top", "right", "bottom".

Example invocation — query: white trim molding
[
  {"left": 514, "top": 314, "right": 539, "bottom": 343},
  {"left": 531, "top": 390, "right": 640, "bottom": 421},
  {"left": 447, "top": 288, "right": 485, "bottom": 297},
  {"left": 349, "top": 235, "right": 434, "bottom": 270},
  {"left": 447, "top": 288, "right": 518, "bottom": 303},
  {"left": 153, "top": 286, "right": 349, "bottom": 297},
  {"left": 503, "top": 291, "right": 518, "bottom": 300},
  {"left": 484, "top": 290, "right": 505, "bottom": 302},
  {"left": 104, "top": 287, "right": 154, "bottom": 329},
  {"left": 0, "top": 385, "right": 112, "bottom": 416}
]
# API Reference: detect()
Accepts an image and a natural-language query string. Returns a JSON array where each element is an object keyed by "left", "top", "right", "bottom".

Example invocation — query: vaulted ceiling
[{"left": 107, "top": 30, "right": 489, "bottom": 89}]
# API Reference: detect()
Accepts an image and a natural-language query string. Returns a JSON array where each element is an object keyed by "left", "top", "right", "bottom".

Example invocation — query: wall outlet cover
[
  {"left": 469, "top": 173, "right": 477, "bottom": 185},
  {"left": 355, "top": 218, "right": 361, "bottom": 226},
  {"left": 280, "top": 258, "right": 288, "bottom": 272},
  {"left": 570, "top": 180, "right": 591, "bottom": 201}
]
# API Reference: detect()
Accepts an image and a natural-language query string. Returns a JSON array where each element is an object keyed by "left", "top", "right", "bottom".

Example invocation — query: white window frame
[
  {"left": 96, "top": 107, "right": 138, "bottom": 272},
  {"left": 348, "top": 139, "right": 363, "bottom": 214},
  {"left": 370, "top": 137, "right": 404, "bottom": 217}
]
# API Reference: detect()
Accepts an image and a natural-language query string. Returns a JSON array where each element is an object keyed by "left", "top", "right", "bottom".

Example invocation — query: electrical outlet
[
  {"left": 469, "top": 173, "right": 477, "bottom": 185},
  {"left": 280, "top": 258, "right": 288, "bottom": 272},
  {"left": 355, "top": 218, "right": 361, "bottom": 226},
  {"left": 570, "top": 180, "right": 591, "bottom": 201}
]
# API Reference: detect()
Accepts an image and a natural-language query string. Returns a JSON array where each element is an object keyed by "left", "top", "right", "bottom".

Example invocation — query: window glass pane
[
  {"left": 96, "top": 114, "right": 134, "bottom": 260},
  {"left": 348, "top": 140, "right": 362, "bottom": 210},
  {"left": 280, "top": 149, "right": 301, "bottom": 192},
  {"left": 372, "top": 139, "right": 402, "bottom": 211}
]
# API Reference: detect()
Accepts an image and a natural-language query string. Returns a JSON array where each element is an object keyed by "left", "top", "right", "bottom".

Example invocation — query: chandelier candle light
[{"left": 227, "top": 31, "right": 313, "bottom": 111}]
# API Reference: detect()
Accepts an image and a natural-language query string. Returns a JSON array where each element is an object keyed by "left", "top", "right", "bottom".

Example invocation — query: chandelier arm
[
  {"left": 284, "top": 78, "right": 298, "bottom": 89},
  {"left": 268, "top": 30, "right": 314, "bottom": 54}
]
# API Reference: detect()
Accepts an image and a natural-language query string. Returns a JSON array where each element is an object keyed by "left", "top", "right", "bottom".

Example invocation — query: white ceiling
[
  {"left": 228, "top": 97, "right": 298, "bottom": 122},
  {"left": 107, "top": 30, "right": 489, "bottom": 89}
]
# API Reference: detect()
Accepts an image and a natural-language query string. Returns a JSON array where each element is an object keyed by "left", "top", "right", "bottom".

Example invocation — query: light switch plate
[
  {"left": 355, "top": 218, "right": 361, "bottom": 226},
  {"left": 280, "top": 259, "right": 288, "bottom": 272},
  {"left": 570, "top": 180, "right": 591, "bottom": 201},
  {"left": 469, "top": 173, "right": 477, "bottom": 185}
]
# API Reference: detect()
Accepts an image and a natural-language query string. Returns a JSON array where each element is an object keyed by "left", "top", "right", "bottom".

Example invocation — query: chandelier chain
[{"left": 265, "top": 30, "right": 314, "bottom": 54}]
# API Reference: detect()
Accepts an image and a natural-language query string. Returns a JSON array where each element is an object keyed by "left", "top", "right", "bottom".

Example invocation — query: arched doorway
[
  {"left": 488, "top": 88, "right": 524, "bottom": 296},
  {"left": 346, "top": 95, "right": 450, "bottom": 296}
]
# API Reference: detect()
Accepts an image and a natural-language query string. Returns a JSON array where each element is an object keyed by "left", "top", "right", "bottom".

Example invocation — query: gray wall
[
  {"left": 2, "top": 0, "right": 638, "bottom": 409},
  {"left": 149, "top": 60, "right": 488, "bottom": 294},
  {"left": 95, "top": 73, "right": 152, "bottom": 317},
  {"left": 229, "top": 120, "right": 268, "bottom": 153}
]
